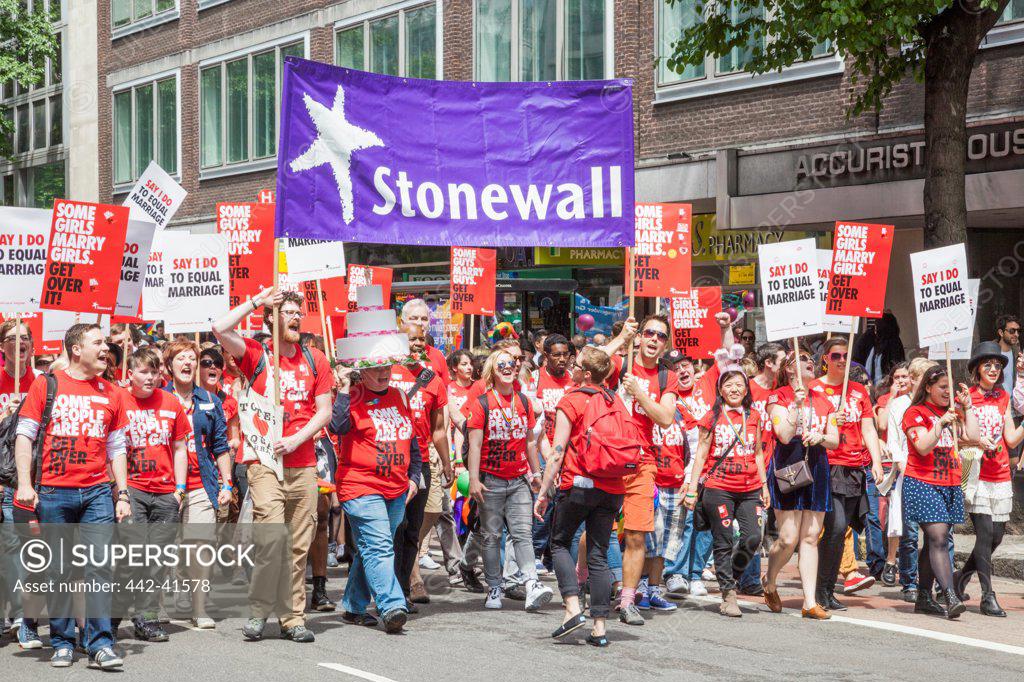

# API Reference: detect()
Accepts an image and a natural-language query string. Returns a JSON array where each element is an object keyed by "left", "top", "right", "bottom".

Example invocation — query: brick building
[{"left": 93, "top": 0, "right": 1024, "bottom": 344}]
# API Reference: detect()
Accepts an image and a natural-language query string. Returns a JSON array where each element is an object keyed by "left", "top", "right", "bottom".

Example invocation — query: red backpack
[{"left": 572, "top": 386, "right": 642, "bottom": 479}]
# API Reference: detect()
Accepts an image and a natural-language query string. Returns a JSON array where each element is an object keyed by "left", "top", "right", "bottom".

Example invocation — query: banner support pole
[
  {"left": 13, "top": 314, "right": 21, "bottom": 400},
  {"left": 840, "top": 316, "right": 857, "bottom": 408},
  {"left": 945, "top": 341, "right": 959, "bottom": 458},
  {"left": 272, "top": 239, "right": 281, "bottom": 409},
  {"left": 468, "top": 315, "right": 474, "bottom": 351},
  {"left": 121, "top": 338, "right": 129, "bottom": 383},
  {"left": 626, "top": 247, "right": 636, "bottom": 374},
  {"left": 792, "top": 335, "right": 804, "bottom": 393},
  {"left": 316, "top": 280, "right": 332, "bottom": 358}
]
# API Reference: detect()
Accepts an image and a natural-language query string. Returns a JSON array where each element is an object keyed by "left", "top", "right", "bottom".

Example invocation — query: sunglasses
[
  {"left": 641, "top": 329, "right": 669, "bottom": 342},
  {"left": 200, "top": 358, "right": 224, "bottom": 369},
  {"left": 496, "top": 361, "right": 517, "bottom": 371},
  {"left": 828, "top": 352, "right": 848, "bottom": 361},
  {"left": 1005, "top": 327, "right": 1020, "bottom": 334}
]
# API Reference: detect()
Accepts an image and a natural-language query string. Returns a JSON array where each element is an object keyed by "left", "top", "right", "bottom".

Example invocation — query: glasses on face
[
  {"left": 641, "top": 329, "right": 669, "bottom": 342},
  {"left": 200, "top": 358, "right": 224, "bottom": 369},
  {"left": 548, "top": 351, "right": 571, "bottom": 359},
  {"left": 281, "top": 309, "right": 304, "bottom": 319},
  {"left": 1005, "top": 327, "right": 1020, "bottom": 335},
  {"left": 496, "top": 361, "right": 517, "bottom": 371},
  {"left": 2, "top": 335, "right": 28, "bottom": 344},
  {"left": 741, "top": 334, "right": 755, "bottom": 342},
  {"left": 828, "top": 352, "right": 848, "bottom": 361},
  {"left": 981, "top": 360, "right": 1002, "bottom": 371},
  {"left": 509, "top": 355, "right": 523, "bottom": 364}
]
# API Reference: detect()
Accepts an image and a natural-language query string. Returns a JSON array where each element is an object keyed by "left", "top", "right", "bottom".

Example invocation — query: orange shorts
[{"left": 622, "top": 460, "right": 657, "bottom": 532}]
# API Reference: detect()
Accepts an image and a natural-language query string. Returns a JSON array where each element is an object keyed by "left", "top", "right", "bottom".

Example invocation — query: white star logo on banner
[{"left": 289, "top": 85, "right": 384, "bottom": 225}]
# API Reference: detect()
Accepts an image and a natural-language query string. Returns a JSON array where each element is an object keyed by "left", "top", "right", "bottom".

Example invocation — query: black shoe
[
  {"left": 881, "top": 563, "right": 898, "bottom": 587},
  {"left": 914, "top": 590, "right": 947, "bottom": 616},
  {"left": 900, "top": 589, "right": 919, "bottom": 604},
  {"left": 405, "top": 600, "right": 419, "bottom": 615},
  {"left": 381, "top": 608, "right": 407, "bottom": 634},
  {"left": 242, "top": 617, "right": 266, "bottom": 641},
  {"left": 341, "top": 611, "right": 379, "bottom": 627},
  {"left": 133, "top": 617, "right": 168, "bottom": 642},
  {"left": 980, "top": 591, "right": 1007, "bottom": 617},
  {"left": 826, "top": 594, "right": 847, "bottom": 612},
  {"left": 952, "top": 570, "right": 972, "bottom": 602},
  {"left": 310, "top": 577, "right": 336, "bottom": 612},
  {"left": 586, "top": 633, "right": 609, "bottom": 647},
  {"left": 737, "top": 583, "right": 764, "bottom": 597},
  {"left": 944, "top": 589, "right": 966, "bottom": 619},
  {"left": 551, "top": 613, "right": 586, "bottom": 640},
  {"left": 459, "top": 563, "right": 485, "bottom": 593},
  {"left": 281, "top": 625, "right": 315, "bottom": 642}
]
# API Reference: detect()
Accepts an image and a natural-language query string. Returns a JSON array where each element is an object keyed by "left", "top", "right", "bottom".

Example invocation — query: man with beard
[
  {"left": 213, "top": 288, "right": 333, "bottom": 643},
  {"left": 400, "top": 299, "right": 449, "bottom": 387}
]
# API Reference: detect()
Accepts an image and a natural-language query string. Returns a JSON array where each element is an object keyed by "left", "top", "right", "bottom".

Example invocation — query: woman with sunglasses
[
  {"left": 902, "top": 365, "right": 978, "bottom": 618},
  {"left": 683, "top": 364, "right": 768, "bottom": 618},
  {"left": 466, "top": 349, "right": 550, "bottom": 611},
  {"left": 807, "top": 337, "right": 884, "bottom": 611},
  {"left": 954, "top": 343, "right": 1024, "bottom": 616},
  {"left": 761, "top": 349, "right": 838, "bottom": 619}
]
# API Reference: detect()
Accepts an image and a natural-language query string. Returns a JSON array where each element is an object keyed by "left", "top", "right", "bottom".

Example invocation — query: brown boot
[{"left": 720, "top": 589, "right": 742, "bottom": 617}]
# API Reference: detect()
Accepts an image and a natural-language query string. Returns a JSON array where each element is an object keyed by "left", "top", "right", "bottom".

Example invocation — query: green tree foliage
[{"left": 0, "top": 0, "right": 59, "bottom": 157}]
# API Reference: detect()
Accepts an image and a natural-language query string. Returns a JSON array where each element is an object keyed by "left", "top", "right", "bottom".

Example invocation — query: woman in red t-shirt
[
  {"left": 683, "top": 368, "right": 768, "bottom": 618},
  {"left": 329, "top": 364, "right": 422, "bottom": 633},
  {"left": 955, "top": 345, "right": 1024, "bottom": 616},
  {"left": 446, "top": 350, "right": 475, "bottom": 463},
  {"left": 466, "top": 349, "right": 547, "bottom": 611},
  {"left": 901, "top": 366, "right": 978, "bottom": 619}
]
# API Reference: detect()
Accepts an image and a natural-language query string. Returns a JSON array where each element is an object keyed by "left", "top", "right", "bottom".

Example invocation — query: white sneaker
[
  {"left": 665, "top": 575, "right": 689, "bottom": 596},
  {"left": 191, "top": 617, "right": 216, "bottom": 629},
  {"left": 485, "top": 587, "right": 504, "bottom": 609},
  {"left": 534, "top": 559, "right": 549, "bottom": 576},
  {"left": 689, "top": 580, "right": 709, "bottom": 597},
  {"left": 524, "top": 580, "right": 553, "bottom": 612},
  {"left": 702, "top": 568, "right": 716, "bottom": 582},
  {"left": 418, "top": 555, "right": 441, "bottom": 570}
]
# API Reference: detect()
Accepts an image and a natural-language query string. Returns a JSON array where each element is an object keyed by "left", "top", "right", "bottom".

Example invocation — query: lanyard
[{"left": 491, "top": 389, "right": 517, "bottom": 429}]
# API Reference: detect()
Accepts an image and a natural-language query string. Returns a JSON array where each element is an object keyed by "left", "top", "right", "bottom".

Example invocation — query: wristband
[
  {"left": 250, "top": 298, "right": 258, "bottom": 312},
  {"left": 220, "top": 483, "right": 233, "bottom": 492},
  {"left": 117, "top": 490, "right": 130, "bottom": 500},
  {"left": 175, "top": 484, "right": 187, "bottom": 492}
]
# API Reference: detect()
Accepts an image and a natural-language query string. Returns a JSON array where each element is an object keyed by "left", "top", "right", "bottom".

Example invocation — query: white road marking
[
  {"left": 684, "top": 595, "right": 1024, "bottom": 657},
  {"left": 319, "top": 662, "right": 399, "bottom": 682}
]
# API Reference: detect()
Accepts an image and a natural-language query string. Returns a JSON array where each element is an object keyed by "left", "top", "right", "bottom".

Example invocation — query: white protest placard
[
  {"left": 115, "top": 220, "right": 157, "bottom": 319},
  {"left": 758, "top": 238, "right": 822, "bottom": 341},
  {"left": 43, "top": 311, "right": 110, "bottom": 342},
  {"left": 237, "top": 390, "right": 284, "bottom": 481},
  {"left": 122, "top": 161, "right": 187, "bottom": 230},
  {"left": 0, "top": 207, "right": 51, "bottom": 313},
  {"left": 911, "top": 243, "right": 972, "bottom": 347},
  {"left": 816, "top": 249, "right": 857, "bottom": 334},
  {"left": 929, "top": 278, "right": 979, "bottom": 360},
  {"left": 161, "top": 234, "right": 229, "bottom": 333},
  {"left": 284, "top": 238, "right": 346, "bottom": 283},
  {"left": 142, "top": 230, "right": 189, "bottom": 319}
]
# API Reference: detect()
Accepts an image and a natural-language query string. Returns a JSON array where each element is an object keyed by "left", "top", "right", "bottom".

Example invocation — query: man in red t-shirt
[
  {"left": 399, "top": 298, "right": 449, "bottom": 387},
  {"left": 0, "top": 318, "right": 38, "bottom": 416},
  {"left": 122, "top": 345, "right": 190, "bottom": 642},
  {"left": 534, "top": 334, "right": 575, "bottom": 454},
  {"left": 14, "top": 323, "right": 130, "bottom": 669},
  {"left": 808, "top": 336, "right": 884, "bottom": 611},
  {"left": 213, "top": 288, "right": 333, "bottom": 644},
  {"left": 749, "top": 342, "right": 787, "bottom": 460},
  {"left": 390, "top": 322, "right": 451, "bottom": 604}
]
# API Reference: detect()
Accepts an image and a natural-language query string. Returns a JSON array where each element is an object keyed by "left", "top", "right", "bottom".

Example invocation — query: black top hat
[{"left": 967, "top": 340, "right": 1008, "bottom": 375}]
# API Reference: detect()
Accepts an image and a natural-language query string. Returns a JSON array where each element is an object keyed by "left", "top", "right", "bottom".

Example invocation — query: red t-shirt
[
  {"left": 875, "top": 392, "right": 892, "bottom": 441},
  {"left": 0, "top": 367, "right": 39, "bottom": 413},
  {"left": 766, "top": 386, "right": 835, "bottom": 454},
  {"left": 970, "top": 386, "right": 1012, "bottom": 483},
  {"left": 21, "top": 370, "right": 128, "bottom": 488},
  {"left": 748, "top": 378, "right": 775, "bottom": 459},
  {"left": 447, "top": 381, "right": 472, "bottom": 419},
  {"left": 652, "top": 416, "right": 687, "bottom": 489},
  {"left": 902, "top": 403, "right": 961, "bottom": 486},
  {"left": 554, "top": 389, "right": 627, "bottom": 495},
  {"left": 336, "top": 387, "right": 414, "bottom": 502},
  {"left": 424, "top": 344, "right": 449, "bottom": 388},
  {"left": 236, "top": 338, "right": 332, "bottom": 468},
  {"left": 390, "top": 364, "right": 447, "bottom": 462},
  {"left": 535, "top": 366, "right": 574, "bottom": 442},
  {"left": 682, "top": 363, "right": 720, "bottom": 421},
  {"left": 466, "top": 390, "right": 536, "bottom": 479},
  {"left": 697, "top": 407, "right": 762, "bottom": 493},
  {"left": 124, "top": 390, "right": 190, "bottom": 494},
  {"left": 610, "top": 356, "right": 680, "bottom": 457},
  {"left": 808, "top": 378, "right": 874, "bottom": 468}
]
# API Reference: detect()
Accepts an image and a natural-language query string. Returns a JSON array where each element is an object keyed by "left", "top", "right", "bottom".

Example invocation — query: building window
[
  {"left": 111, "top": 0, "right": 176, "bottom": 29},
  {"left": 335, "top": 3, "right": 438, "bottom": 79},
  {"left": 473, "top": 0, "right": 608, "bottom": 81},
  {"left": 8, "top": 96, "right": 61, "bottom": 156},
  {"left": 2, "top": 174, "right": 14, "bottom": 206},
  {"left": 200, "top": 40, "right": 304, "bottom": 171},
  {"left": 30, "top": 161, "right": 65, "bottom": 208},
  {"left": 112, "top": 75, "right": 177, "bottom": 185},
  {"left": 1002, "top": 0, "right": 1024, "bottom": 22}
]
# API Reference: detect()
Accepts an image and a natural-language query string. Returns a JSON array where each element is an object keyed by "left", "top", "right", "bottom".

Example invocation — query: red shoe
[{"left": 842, "top": 573, "right": 876, "bottom": 595}]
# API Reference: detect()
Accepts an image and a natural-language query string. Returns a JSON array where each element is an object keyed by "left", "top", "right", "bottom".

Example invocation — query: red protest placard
[
  {"left": 217, "top": 202, "right": 275, "bottom": 329},
  {"left": 668, "top": 287, "right": 721, "bottom": 359},
  {"left": 40, "top": 199, "right": 129, "bottom": 315},
  {"left": 449, "top": 247, "right": 496, "bottom": 316},
  {"left": 630, "top": 203, "right": 692, "bottom": 298},
  {"left": 826, "top": 221, "right": 894, "bottom": 318},
  {"left": 299, "top": 280, "right": 327, "bottom": 335},
  {"left": 328, "top": 314, "right": 347, "bottom": 340},
  {"left": 319, "top": 277, "right": 349, "bottom": 315},
  {"left": 0, "top": 312, "right": 60, "bottom": 355},
  {"left": 347, "top": 265, "right": 392, "bottom": 311}
]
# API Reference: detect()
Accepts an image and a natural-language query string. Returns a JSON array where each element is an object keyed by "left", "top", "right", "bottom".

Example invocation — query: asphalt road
[{"left": 2, "top": 560, "right": 1023, "bottom": 681}]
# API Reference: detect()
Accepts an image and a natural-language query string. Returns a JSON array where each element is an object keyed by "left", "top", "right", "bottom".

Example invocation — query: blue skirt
[
  {"left": 767, "top": 440, "right": 831, "bottom": 512},
  {"left": 902, "top": 477, "right": 965, "bottom": 524}
]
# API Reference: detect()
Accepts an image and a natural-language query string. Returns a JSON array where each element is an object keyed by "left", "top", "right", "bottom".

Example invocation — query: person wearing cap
[{"left": 954, "top": 342, "right": 1024, "bottom": 616}]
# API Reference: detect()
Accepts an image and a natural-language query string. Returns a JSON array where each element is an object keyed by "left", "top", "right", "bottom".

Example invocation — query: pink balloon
[
  {"left": 726, "top": 307, "right": 738, "bottom": 321},
  {"left": 742, "top": 291, "right": 756, "bottom": 307},
  {"left": 577, "top": 314, "right": 595, "bottom": 331}
]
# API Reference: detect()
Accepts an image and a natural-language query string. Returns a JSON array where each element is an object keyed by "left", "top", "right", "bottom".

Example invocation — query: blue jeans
[
  {"left": 532, "top": 495, "right": 553, "bottom": 563},
  {"left": 664, "top": 506, "right": 713, "bottom": 581},
  {"left": 36, "top": 483, "right": 115, "bottom": 655},
  {"left": 738, "top": 552, "right": 761, "bottom": 590},
  {"left": 864, "top": 470, "right": 886, "bottom": 577},
  {"left": 342, "top": 494, "right": 407, "bottom": 616}
]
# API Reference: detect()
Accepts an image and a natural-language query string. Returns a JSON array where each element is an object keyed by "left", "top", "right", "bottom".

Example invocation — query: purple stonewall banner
[{"left": 275, "top": 58, "right": 635, "bottom": 248}]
